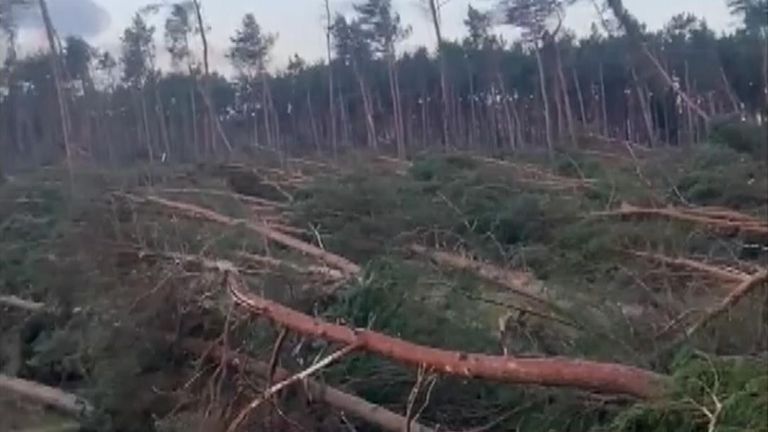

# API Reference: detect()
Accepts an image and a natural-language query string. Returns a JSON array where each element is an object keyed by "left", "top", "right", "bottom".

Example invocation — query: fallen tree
[
  {"left": 409, "top": 244, "right": 545, "bottom": 304},
  {"left": 176, "top": 338, "right": 437, "bottom": 432},
  {"left": 629, "top": 250, "right": 750, "bottom": 285},
  {"left": 0, "top": 375, "right": 93, "bottom": 418},
  {"left": 225, "top": 273, "right": 669, "bottom": 399},
  {"left": 122, "top": 194, "right": 361, "bottom": 277},
  {"left": 593, "top": 203, "right": 768, "bottom": 238}
]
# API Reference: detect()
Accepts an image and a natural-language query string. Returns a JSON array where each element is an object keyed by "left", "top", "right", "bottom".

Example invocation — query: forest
[{"left": 0, "top": 0, "right": 767, "bottom": 431}]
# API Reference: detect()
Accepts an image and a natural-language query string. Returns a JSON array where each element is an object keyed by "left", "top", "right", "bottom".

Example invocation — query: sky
[{"left": 8, "top": 0, "right": 738, "bottom": 71}]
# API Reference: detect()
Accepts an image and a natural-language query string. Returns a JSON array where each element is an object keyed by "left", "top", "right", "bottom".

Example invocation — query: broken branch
[
  {"left": 176, "top": 338, "right": 437, "bottom": 432},
  {"left": 226, "top": 343, "right": 359, "bottom": 432},
  {"left": 0, "top": 375, "right": 93, "bottom": 418},
  {"left": 124, "top": 194, "right": 361, "bottom": 277}
]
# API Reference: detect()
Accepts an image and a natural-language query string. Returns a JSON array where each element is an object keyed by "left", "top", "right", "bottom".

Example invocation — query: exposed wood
[
  {"left": 227, "top": 343, "right": 359, "bottom": 432},
  {"left": 682, "top": 270, "right": 768, "bottom": 341},
  {"left": 0, "top": 295, "right": 46, "bottom": 312},
  {"left": 226, "top": 274, "right": 668, "bottom": 399},
  {"left": 0, "top": 375, "right": 93, "bottom": 418},
  {"left": 176, "top": 338, "right": 437, "bottom": 432},
  {"left": 125, "top": 194, "right": 361, "bottom": 276},
  {"left": 158, "top": 188, "right": 287, "bottom": 209},
  {"left": 238, "top": 252, "right": 345, "bottom": 282},
  {"left": 592, "top": 203, "right": 768, "bottom": 238},
  {"left": 409, "top": 244, "right": 546, "bottom": 304},
  {"left": 629, "top": 250, "right": 749, "bottom": 284}
]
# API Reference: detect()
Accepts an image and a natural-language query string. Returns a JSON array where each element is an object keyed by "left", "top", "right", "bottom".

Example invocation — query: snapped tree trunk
[
  {"left": 605, "top": 0, "right": 710, "bottom": 126},
  {"left": 324, "top": 0, "right": 338, "bottom": 157}
]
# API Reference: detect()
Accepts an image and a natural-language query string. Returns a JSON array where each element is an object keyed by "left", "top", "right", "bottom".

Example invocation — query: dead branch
[
  {"left": 0, "top": 295, "right": 46, "bottom": 312},
  {"left": 177, "top": 338, "right": 437, "bottom": 432},
  {"left": 227, "top": 274, "right": 668, "bottom": 399},
  {"left": 409, "top": 245, "right": 548, "bottom": 306},
  {"left": 226, "top": 343, "right": 359, "bottom": 432},
  {"left": 629, "top": 251, "right": 749, "bottom": 284},
  {"left": 592, "top": 203, "right": 768, "bottom": 238},
  {"left": 238, "top": 253, "right": 345, "bottom": 281},
  {"left": 158, "top": 188, "right": 287, "bottom": 209},
  {"left": 0, "top": 374, "right": 93, "bottom": 418},
  {"left": 124, "top": 194, "right": 361, "bottom": 277},
  {"left": 683, "top": 270, "right": 768, "bottom": 341}
]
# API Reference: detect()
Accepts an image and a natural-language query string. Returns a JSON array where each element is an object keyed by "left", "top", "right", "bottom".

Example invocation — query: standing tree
[
  {"left": 354, "top": 0, "right": 410, "bottom": 158},
  {"left": 499, "top": 0, "right": 567, "bottom": 155},
  {"left": 727, "top": 0, "right": 768, "bottom": 109},
  {"left": 333, "top": 14, "right": 378, "bottom": 151},
  {"left": 228, "top": 13, "right": 276, "bottom": 150},
  {"left": 422, "top": 0, "right": 452, "bottom": 149},
  {"left": 121, "top": 13, "right": 156, "bottom": 162},
  {"left": 38, "top": 0, "right": 73, "bottom": 171},
  {"left": 324, "top": 0, "right": 338, "bottom": 157}
]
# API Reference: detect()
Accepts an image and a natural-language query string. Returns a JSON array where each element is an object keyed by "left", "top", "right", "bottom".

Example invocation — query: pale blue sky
[{"left": 14, "top": 0, "right": 738, "bottom": 70}]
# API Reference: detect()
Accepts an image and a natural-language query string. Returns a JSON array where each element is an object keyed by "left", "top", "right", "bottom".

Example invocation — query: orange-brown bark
[{"left": 227, "top": 275, "right": 668, "bottom": 399}]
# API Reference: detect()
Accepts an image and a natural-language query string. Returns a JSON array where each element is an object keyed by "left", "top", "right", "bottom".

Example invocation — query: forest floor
[{"left": 1, "top": 134, "right": 767, "bottom": 431}]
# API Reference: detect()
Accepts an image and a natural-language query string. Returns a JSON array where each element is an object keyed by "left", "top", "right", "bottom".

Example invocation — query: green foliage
[
  {"left": 604, "top": 353, "right": 768, "bottom": 432},
  {"left": 673, "top": 145, "right": 767, "bottom": 209}
]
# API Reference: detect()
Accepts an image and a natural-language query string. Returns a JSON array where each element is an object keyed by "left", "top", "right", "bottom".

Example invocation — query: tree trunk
[
  {"left": 555, "top": 46, "right": 577, "bottom": 147},
  {"left": 605, "top": 0, "right": 710, "bottom": 126},
  {"left": 324, "top": 0, "right": 337, "bottom": 157},
  {"left": 631, "top": 67, "right": 657, "bottom": 147},
  {"left": 599, "top": 63, "right": 609, "bottom": 137},
  {"left": 535, "top": 47, "right": 553, "bottom": 156},
  {"left": 228, "top": 278, "right": 668, "bottom": 399},
  {"left": 38, "top": 0, "right": 72, "bottom": 171},
  {"left": 353, "top": 62, "right": 377, "bottom": 151},
  {"left": 572, "top": 70, "right": 587, "bottom": 129},
  {"left": 427, "top": 0, "right": 451, "bottom": 149}
]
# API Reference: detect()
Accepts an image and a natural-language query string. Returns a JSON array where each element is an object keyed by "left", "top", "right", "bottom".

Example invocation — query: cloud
[{"left": 16, "top": 0, "right": 111, "bottom": 39}]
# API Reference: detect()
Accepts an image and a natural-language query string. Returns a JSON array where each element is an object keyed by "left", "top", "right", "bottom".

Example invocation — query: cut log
[
  {"left": 0, "top": 375, "right": 93, "bottom": 418},
  {"left": 227, "top": 275, "right": 668, "bottom": 399},
  {"left": 124, "top": 194, "right": 361, "bottom": 277},
  {"left": 176, "top": 338, "right": 437, "bottom": 432}
]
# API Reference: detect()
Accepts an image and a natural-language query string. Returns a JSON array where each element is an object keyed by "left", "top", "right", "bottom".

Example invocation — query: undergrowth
[{"left": 1, "top": 147, "right": 766, "bottom": 431}]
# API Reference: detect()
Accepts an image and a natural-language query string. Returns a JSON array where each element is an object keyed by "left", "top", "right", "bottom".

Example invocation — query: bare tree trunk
[
  {"left": 324, "top": 0, "right": 337, "bottom": 157},
  {"left": 535, "top": 47, "right": 553, "bottom": 156},
  {"left": 307, "top": 90, "right": 321, "bottom": 153},
  {"left": 38, "top": 0, "right": 72, "bottom": 171},
  {"left": 154, "top": 82, "right": 171, "bottom": 160},
  {"left": 631, "top": 68, "right": 656, "bottom": 147},
  {"left": 426, "top": 0, "right": 450, "bottom": 149},
  {"left": 605, "top": 0, "right": 710, "bottom": 126},
  {"left": 353, "top": 63, "right": 377, "bottom": 151},
  {"left": 572, "top": 69, "right": 587, "bottom": 128},
  {"left": 387, "top": 58, "right": 406, "bottom": 158},
  {"left": 555, "top": 46, "right": 577, "bottom": 147},
  {"left": 599, "top": 63, "right": 609, "bottom": 137},
  {"left": 140, "top": 89, "right": 154, "bottom": 162},
  {"left": 497, "top": 76, "right": 516, "bottom": 149},
  {"left": 192, "top": 0, "right": 225, "bottom": 155}
]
